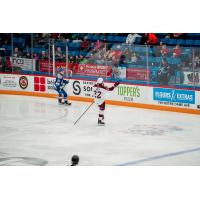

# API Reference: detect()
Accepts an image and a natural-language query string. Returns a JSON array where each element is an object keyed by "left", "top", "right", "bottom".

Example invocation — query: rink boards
[{"left": 0, "top": 73, "right": 200, "bottom": 115}]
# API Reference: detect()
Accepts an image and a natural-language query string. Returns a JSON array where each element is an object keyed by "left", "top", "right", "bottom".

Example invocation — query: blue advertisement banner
[{"left": 153, "top": 88, "right": 195, "bottom": 104}]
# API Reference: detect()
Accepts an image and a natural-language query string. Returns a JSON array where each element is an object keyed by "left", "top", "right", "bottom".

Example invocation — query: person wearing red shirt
[
  {"left": 161, "top": 44, "right": 170, "bottom": 57},
  {"left": 142, "top": 33, "right": 158, "bottom": 57},
  {"left": 112, "top": 45, "right": 122, "bottom": 59},
  {"left": 146, "top": 33, "right": 158, "bottom": 45},
  {"left": 94, "top": 40, "right": 102, "bottom": 50},
  {"left": 173, "top": 45, "right": 181, "bottom": 57},
  {"left": 80, "top": 37, "right": 90, "bottom": 51},
  {"left": 5, "top": 56, "right": 12, "bottom": 72}
]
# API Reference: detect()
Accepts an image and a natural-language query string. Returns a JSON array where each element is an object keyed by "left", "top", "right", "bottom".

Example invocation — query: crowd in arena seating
[{"left": 1, "top": 33, "right": 200, "bottom": 86}]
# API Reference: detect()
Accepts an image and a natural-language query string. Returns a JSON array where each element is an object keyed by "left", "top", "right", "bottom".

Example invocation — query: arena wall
[{"left": 0, "top": 73, "right": 200, "bottom": 115}]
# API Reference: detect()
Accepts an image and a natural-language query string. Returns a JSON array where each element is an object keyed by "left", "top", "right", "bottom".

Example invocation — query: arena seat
[
  {"left": 107, "top": 35, "right": 114, "bottom": 42},
  {"left": 168, "top": 39, "right": 177, "bottom": 45},
  {"left": 185, "top": 40, "right": 194, "bottom": 46},
  {"left": 194, "top": 40, "right": 200, "bottom": 46},
  {"left": 177, "top": 39, "right": 185, "bottom": 45}
]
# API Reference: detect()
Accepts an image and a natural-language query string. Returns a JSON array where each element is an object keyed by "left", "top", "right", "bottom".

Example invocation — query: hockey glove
[{"left": 114, "top": 81, "right": 120, "bottom": 87}]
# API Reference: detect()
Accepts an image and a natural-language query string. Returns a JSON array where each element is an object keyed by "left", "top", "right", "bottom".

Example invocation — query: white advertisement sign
[
  {"left": 1, "top": 73, "right": 200, "bottom": 112},
  {"left": 68, "top": 79, "right": 148, "bottom": 104},
  {"left": 11, "top": 57, "right": 36, "bottom": 71},
  {"left": 0, "top": 74, "right": 33, "bottom": 91}
]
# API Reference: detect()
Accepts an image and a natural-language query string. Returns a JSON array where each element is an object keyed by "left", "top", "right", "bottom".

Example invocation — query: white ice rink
[{"left": 0, "top": 94, "right": 200, "bottom": 166}]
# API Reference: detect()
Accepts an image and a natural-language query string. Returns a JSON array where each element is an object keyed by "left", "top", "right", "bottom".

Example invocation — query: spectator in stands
[
  {"left": 50, "top": 33, "right": 60, "bottom": 39},
  {"left": 157, "top": 58, "right": 172, "bottom": 85},
  {"left": 55, "top": 47, "right": 65, "bottom": 61},
  {"left": 142, "top": 33, "right": 158, "bottom": 57},
  {"left": 146, "top": 33, "right": 158, "bottom": 45},
  {"left": 94, "top": 49, "right": 105, "bottom": 65},
  {"left": 141, "top": 33, "right": 158, "bottom": 46},
  {"left": 94, "top": 40, "right": 103, "bottom": 51},
  {"left": 69, "top": 56, "right": 74, "bottom": 64},
  {"left": 79, "top": 56, "right": 89, "bottom": 64},
  {"left": 74, "top": 55, "right": 80, "bottom": 64},
  {"left": 79, "top": 55, "right": 84, "bottom": 63},
  {"left": 25, "top": 52, "right": 31, "bottom": 59},
  {"left": 126, "top": 33, "right": 142, "bottom": 44},
  {"left": 173, "top": 44, "right": 181, "bottom": 57},
  {"left": 33, "top": 53, "right": 38, "bottom": 60},
  {"left": 112, "top": 45, "right": 122, "bottom": 60},
  {"left": 123, "top": 47, "right": 132, "bottom": 62},
  {"left": 160, "top": 44, "right": 170, "bottom": 57},
  {"left": 13, "top": 47, "right": 20, "bottom": 57},
  {"left": 80, "top": 36, "right": 90, "bottom": 51},
  {"left": 112, "top": 65, "right": 119, "bottom": 79},
  {"left": 194, "top": 54, "right": 200, "bottom": 70},
  {"left": 68, "top": 56, "right": 75, "bottom": 71},
  {"left": 165, "top": 34, "right": 171, "bottom": 38},
  {"left": 41, "top": 51, "right": 48, "bottom": 60},
  {"left": 154, "top": 42, "right": 163, "bottom": 57},
  {"left": 131, "top": 52, "right": 141, "bottom": 63},
  {"left": 68, "top": 56, "right": 74, "bottom": 73},
  {"left": 4, "top": 57, "right": 12, "bottom": 72},
  {"left": 104, "top": 48, "right": 114, "bottom": 61},
  {"left": 119, "top": 54, "right": 126, "bottom": 66}
]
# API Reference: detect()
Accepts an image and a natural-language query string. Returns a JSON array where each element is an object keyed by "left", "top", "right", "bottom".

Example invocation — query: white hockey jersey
[{"left": 93, "top": 83, "right": 115, "bottom": 105}]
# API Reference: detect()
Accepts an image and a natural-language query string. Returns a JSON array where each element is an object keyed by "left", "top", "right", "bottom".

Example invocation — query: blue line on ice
[{"left": 115, "top": 147, "right": 200, "bottom": 166}]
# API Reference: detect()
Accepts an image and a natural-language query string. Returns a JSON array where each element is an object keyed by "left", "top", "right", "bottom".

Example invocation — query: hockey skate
[
  {"left": 64, "top": 101, "right": 71, "bottom": 106},
  {"left": 58, "top": 99, "right": 64, "bottom": 105},
  {"left": 98, "top": 119, "right": 105, "bottom": 126}
]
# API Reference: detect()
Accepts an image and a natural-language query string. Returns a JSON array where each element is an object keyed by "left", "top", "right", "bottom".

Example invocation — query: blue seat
[
  {"left": 92, "top": 34, "right": 99, "bottom": 41},
  {"left": 33, "top": 48, "right": 42, "bottom": 54},
  {"left": 99, "top": 35, "right": 106, "bottom": 41},
  {"left": 79, "top": 51, "right": 87, "bottom": 57},
  {"left": 55, "top": 41, "right": 66, "bottom": 47},
  {"left": 113, "top": 36, "right": 120, "bottom": 42},
  {"left": 168, "top": 39, "right": 177, "bottom": 45},
  {"left": 185, "top": 40, "right": 194, "bottom": 46},
  {"left": 148, "top": 57, "right": 153, "bottom": 63},
  {"left": 135, "top": 37, "right": 141, "bottom": 44},
  {"left": 156, "top": 57, "right": 162, "bottom": 63},
  {"left": 167, "top": 57, "right": 173, "bottom": 64},
  {"left": 194, "top": 40, "right": 200, "bottom": 46},
  {"left": 1, "top": 45, "right": 12, "bottom": 51},
  {"left": 172, "top": 58, "right": 181, "bottom": 65},
  {"left": 67, "top": 43, "right": 74, "bottom": 49},
  {"left": 87, "top": 34, "right": 93, "bottom": 41},
  {"left": 73, "top": 42, "right": 81, "bottom": 49},
  {"left": 177, "top": 39, "right": 185, "bottom": 45},
  {"left": 160, "top": 38, "right": 169, "bottom": 44},
  {"left": 107, "top": 35, "right": 114, "bottom": 42},
  {"left": 121, "top": 36, "right": 127, "bottom": 43}
]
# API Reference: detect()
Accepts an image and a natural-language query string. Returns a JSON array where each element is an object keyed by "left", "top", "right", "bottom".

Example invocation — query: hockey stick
[{"left": 74, "top": 101, "right": 94, "bottom": 125}]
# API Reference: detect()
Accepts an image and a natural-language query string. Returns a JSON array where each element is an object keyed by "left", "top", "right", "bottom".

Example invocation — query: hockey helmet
[
  {"left": 71, "top": 155, "right": 79, "bottom": 165},
  {"left": 97, "top": 77, "right": 104, "bottom": 84},
  {"left": 58, "top": 68, "right": 64, "bottom": 73}
]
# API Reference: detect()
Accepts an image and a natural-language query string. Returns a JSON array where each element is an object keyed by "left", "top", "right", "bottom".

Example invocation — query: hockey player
[
  {"left": 71, "top": 155, "right": 79, "bottom": 166},
  {"left": 54, "top": 68, "right": 71, "bottom": 105},
  {"left": 93, "top": 77, "right": 120, "bottom": 126}
]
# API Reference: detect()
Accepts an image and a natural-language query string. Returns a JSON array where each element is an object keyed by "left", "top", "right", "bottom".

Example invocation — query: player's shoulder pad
[{"left": 57, "top": 74, "right": 63, "bottom": 79}]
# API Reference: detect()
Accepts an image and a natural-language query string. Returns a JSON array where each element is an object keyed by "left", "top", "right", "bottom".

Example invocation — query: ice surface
[{"left": 0, "top": 94, "right": 200, "bottom": 166}]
